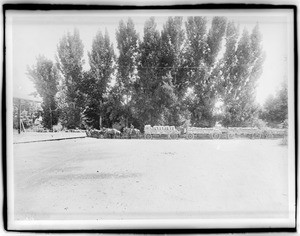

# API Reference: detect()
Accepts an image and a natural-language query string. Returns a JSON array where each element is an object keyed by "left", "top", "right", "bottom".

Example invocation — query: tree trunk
[
  {"left": 18, "top": 99, "right": 21, "bottom": 134},
  {"left": 99, "top": 100, "right": 103, "bottom": 129},
  {"left": 50, "top": 108, "right": 53, "bottom": 132}
]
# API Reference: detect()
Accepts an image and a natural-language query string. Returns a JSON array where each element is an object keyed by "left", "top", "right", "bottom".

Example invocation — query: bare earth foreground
[{"left": 14, "top": 138, "right": 289, "bottom": 220}]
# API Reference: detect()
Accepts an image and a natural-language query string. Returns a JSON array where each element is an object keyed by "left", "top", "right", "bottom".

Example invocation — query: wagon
[
  {"left": 185, "top": 127, "right": 222, "bottom": 139},
  {"left": 261, "top": 128, "right": 287, "bottom": 139},
  {"left": 144, "top": 125, "right": 180, "bottom": 139},
  {"left": 227, "top": 127, "right": 262, "bottom": 139}
]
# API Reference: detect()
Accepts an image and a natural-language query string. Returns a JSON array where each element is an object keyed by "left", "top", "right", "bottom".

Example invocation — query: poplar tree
[
  {"left": 27, "top": 55, "right": 59, "bottom": 129},
  {"left": 185, "top": 16, "right": 227, "bottom": 127},
  {"left": 56, "top": 29, "right": 85, "bottom": 128},
  {"left": 84, "top": 30, "right": 115, "bottom": 128},
  {"left": 134, "top": 17, "right": 164, "bottom": 127},
  {"left": 159, "top": 16, "right": 187, "bottom": 126},
  {"left": 116, "top": 18, "right": 140, "bottom": 127},
  {"left": 221, "top": 23, "right": 265, "bottom": 127}
]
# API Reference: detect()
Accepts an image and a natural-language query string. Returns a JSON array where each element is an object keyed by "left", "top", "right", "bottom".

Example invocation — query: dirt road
[{"left": 13, "top": 138, "right": 289, "bottom": 220}]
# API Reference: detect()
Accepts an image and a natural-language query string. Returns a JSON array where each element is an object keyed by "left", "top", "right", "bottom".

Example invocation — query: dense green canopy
[{"left": 27, "top": 16, "right": 282, "bottom": 131}]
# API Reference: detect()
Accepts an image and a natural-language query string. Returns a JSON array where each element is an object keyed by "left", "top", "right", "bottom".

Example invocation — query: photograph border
[{"left": 3, "top": 2, "right": 298, "bottom": 233}]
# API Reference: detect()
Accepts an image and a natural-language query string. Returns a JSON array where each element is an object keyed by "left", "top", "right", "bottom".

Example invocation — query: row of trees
[{"left": 27, "top": 16, "right": 287, "bottom": 131}]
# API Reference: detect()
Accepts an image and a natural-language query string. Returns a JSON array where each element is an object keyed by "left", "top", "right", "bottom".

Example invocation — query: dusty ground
[{"left": 13, "top": 138, "right": 289, "bottom": 220}]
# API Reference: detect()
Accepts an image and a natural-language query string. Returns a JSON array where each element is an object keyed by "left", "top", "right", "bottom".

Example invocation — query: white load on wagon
[
  {"left": 144, "top": 125, "right": 179, "bottom": 139},
  {"left": 186, "top": 127, "right": 222, "bottom": 139}
]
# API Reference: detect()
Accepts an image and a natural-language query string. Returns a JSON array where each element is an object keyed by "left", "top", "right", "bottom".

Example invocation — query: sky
[{"left": 7, "top": 9, "right": 293, "bottom": 105}]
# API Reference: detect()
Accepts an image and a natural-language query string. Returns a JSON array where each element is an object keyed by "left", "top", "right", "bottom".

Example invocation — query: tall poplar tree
[
  {"left": 134, "top": 17, "right": 163, "bottom": 127},
  {"left": 83, "top": 30, "right": 115, "bottom": 128},
  {"left": 221, "top": 23, "right": 265, "bottom": 127},
  {"left": 116, "top": 18, "right": 140, "bottom": 127},
  {"left": 159, "top": 16, "right": 188, "bottom": 126},
  {"left": 185, "top": 16, "right": 227, "bottom": 127},
  {"left": 27, "top": 55, "right": 59, "bottom": 129},
  {"left": 57, "top": 29, "right": 85, "bottom": 128}
]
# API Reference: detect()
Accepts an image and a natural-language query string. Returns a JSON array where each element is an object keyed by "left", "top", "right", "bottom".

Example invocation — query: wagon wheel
[
  {"left": 250, "top": 132, "right": 259, "bottom": 139},
  {"left": 253, "top": 132, "right": 261, "bottom": 139},
  {"left": 227, "top": 132, "right": 235, "bottom": 139},
  {"left": 212, "top": 132, "right": 221, "bottom": 139},
  {"left": 171, "top": 133, "right": 179, "bottom": 139},
  {"left": 264, "top": 132, "right": 273, "bottom": 139},
  {"left": 145, "top": 134, "right": 152, "bottom": 139},
  {"left": 261, "top": 132, "right": 266, "bottom": 139},
  {"left": 187, "top": 133, "right": 194, "bottom": 139}
]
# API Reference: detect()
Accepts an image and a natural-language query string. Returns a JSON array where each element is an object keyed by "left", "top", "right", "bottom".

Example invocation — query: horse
[
  {"left": 122, "top": 127, "right": 141, "bottom": 139},
  {"left": 88, "top": 128, "right": 106, "bottom": 138},
  {"left": 131, "top": 128, "right": 141, "bottom": 138},
  {"left": 104, "top": 128, "right": 121, "bottom": 139},
  {"left": 122, "top": 127, "right": 132, "bottom": 139}
]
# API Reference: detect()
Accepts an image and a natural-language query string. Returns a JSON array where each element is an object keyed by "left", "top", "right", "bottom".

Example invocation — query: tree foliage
[
  {"left": 159, "top": 17, "right": 188, "bottom": 126},
  {"left": 134, "top": 17, "right": 164, "bottom": 128},
  {"left": 83, "top": 30, "right": 115, "bottom": 128},
  {"left": 260, "top": 82, "right": 288, "bottom": 126},
  {"left": 185, "top": 16, "right": 227, "bottom": 127},
  {"left": 26, "top": 17, "right": 269, "bottom": 130},
  {"left": 57, "top": 29, "right": 85, "bottom": 128},
  {"left": 27, "top": 55, "right": 59, "bottom": 129},
  {"left": 221, "top": 23, "right": 265, "bottom": 127},
  {"left": 116, "top": 18, "right": 140, "bottom": 127}
]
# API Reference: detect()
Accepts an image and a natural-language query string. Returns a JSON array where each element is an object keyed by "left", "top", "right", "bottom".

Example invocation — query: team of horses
[{"left": 86, "top": 127, "right": 141, "bottom": 139}]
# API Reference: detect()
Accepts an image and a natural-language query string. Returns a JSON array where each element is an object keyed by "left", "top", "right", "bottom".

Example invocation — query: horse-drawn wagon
[
  {"left": 225, "top": 127, "right": 284, "bottom": 139},
  {"left": 86, "top": 124, "right": 286, "bottom": 140},
  {"left": 86, "top": 128, "right": 121, "bottom": 139},
  {"left": 264, "top": 128, "right": 287, "bottom": 139},
  {"left": 226, "top": 127, "right": 261, "bottom": 139},
  {"left": 184, "top": 126, "right": 276, "bottom": 139},
  {"left": 144, "top": 125, "right": 180, "bottom": 139},
  {"left": 226, "top": 127, "right": 276, "bottom": 139},
  {"left": 185, "top": 127, "right": 222, "bottom": 139}
]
